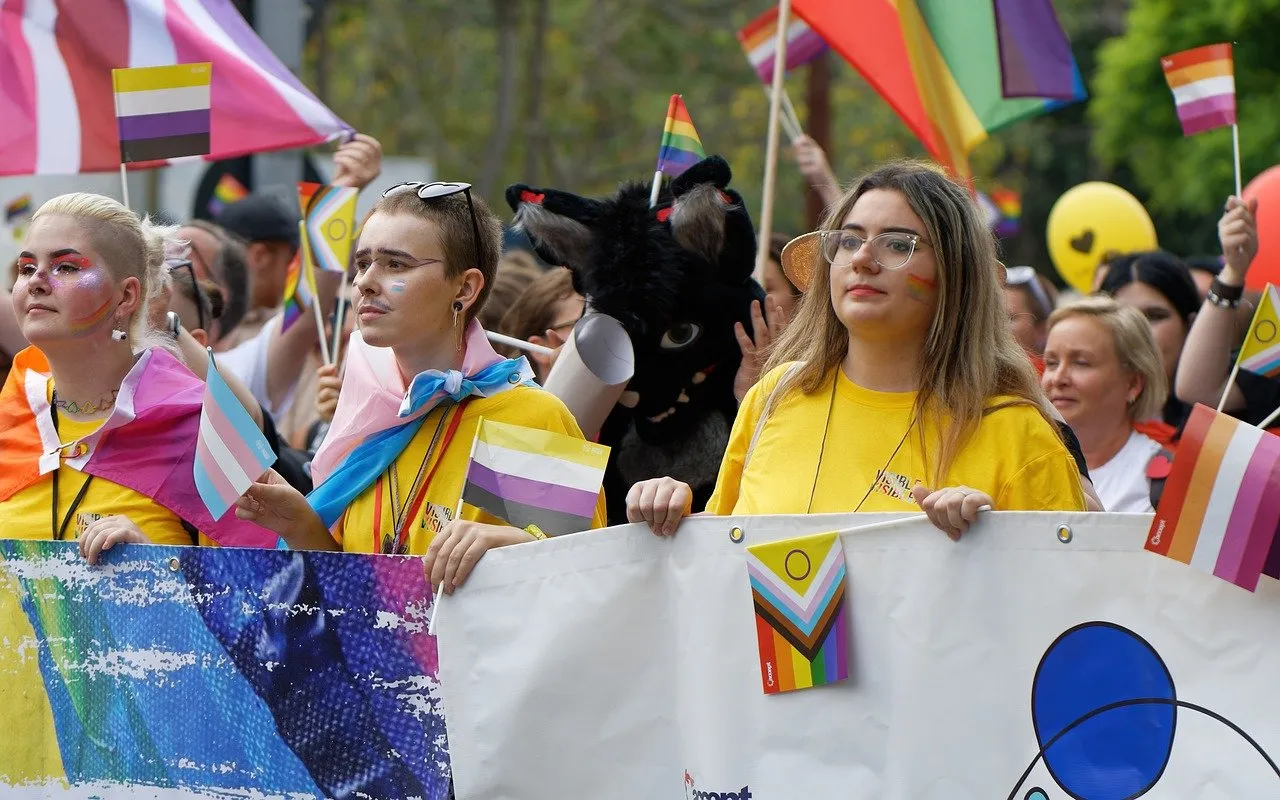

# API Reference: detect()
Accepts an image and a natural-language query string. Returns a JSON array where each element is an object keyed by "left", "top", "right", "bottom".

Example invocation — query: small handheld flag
[
  {"left": 1145, "top": 404, "right": 1280, "bottom": 592},
  {"left": 736, "top": 6, "right": 827, "bottom": 85},
  {"left": 194, "top": 354, "right": 277, "bottom": 520},
  {"left": 747, "top": 531, "right": 849, "bottom": 694},
  {"left": 459, "top": 419, "right": 608, "bottom": 536},
  {"left": 1236, "top": 284, "right": 1280, "bottom": 379},
  {"left": 208, "top": 174, "right": 249, "bottom": 216},
  {"left": 1162, "top": 43, "right": 1241, "bottom": 196},
  {"left": 111, "top": 63, "right": 213, "bottom": 163},
  {"left": 5, "top": 194, "right": 32, "bottom": 246},
  {"left": 649, "top": 95, "right": 706, "bottom": 206},
  {"left": 279, "top": 248, "right": 316, "bottom": 333},
  {"left": 298, "top": 182, "right": 359, "bottom": 274},
  {"left": 990, "top": 188, "right": 1022, "bottom": 239}
]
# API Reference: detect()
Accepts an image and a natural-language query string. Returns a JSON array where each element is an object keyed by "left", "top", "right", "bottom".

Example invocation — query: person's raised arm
[{"left": 1174, "top": 196, "right": 1258, "bottom": 411}]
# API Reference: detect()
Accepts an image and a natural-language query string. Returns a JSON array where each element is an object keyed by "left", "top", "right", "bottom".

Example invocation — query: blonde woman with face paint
[
  {"left": 628, "top": 162, "right": 1086, "bottom": 539},
  {"left": 0, "top": 193, "right": 274, "bottom": 562},
  {"left": 235, "top": 183, "right": 606, "bottom": 592}
]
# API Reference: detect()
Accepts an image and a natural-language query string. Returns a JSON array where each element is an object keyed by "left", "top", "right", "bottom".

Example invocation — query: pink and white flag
[{"left": 0, "top": 0, "right": 350, "bottom": 176}]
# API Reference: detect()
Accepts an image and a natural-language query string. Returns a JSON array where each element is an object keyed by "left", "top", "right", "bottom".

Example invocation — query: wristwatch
[{"left": 166, "top": 310, "right": 182, "bottom": 339}]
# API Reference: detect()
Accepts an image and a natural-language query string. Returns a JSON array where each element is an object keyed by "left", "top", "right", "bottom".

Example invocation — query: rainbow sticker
[{"left": 746, "top": 531, "right": 849, "bottom": 694}]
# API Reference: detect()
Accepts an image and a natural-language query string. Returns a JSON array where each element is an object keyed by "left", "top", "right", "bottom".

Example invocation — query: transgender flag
[
  {"left": 195, "top": 355, "right": 277, "bottom": 520},
  {"left": 0, "top": 0, "right": 349, "bottom": 176}
]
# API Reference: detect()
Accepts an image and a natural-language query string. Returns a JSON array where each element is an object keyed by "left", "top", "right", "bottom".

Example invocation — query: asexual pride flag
[
  {"left": 1146, "top": 404, "right": 1280, "bottom": 591},
  {"left": 112, "top": 63, "right": 212, "bottom": 163},
  {"left": 461, "top": 419, "right": 608, "bottom": 536}
]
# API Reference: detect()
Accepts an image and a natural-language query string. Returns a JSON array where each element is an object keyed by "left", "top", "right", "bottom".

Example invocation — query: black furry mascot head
[{"left": 507, "top": 156, "right": 763, "bottom": 521}]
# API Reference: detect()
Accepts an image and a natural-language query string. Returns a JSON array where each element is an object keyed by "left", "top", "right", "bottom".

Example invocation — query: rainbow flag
[
  {"left": 737, "top": 6, "right": 828, "bottom": 84},
  {"left": 746, "top": 531, "right": 849, "bottom": 694},
  {"left": 207, "top": 173, "right": 249, "bottom": 216},
  {"left": 793, "top": 0, "right": 1084, "bottom": 177},
  {"left": 460, "top": 419, "right": 608, "bottom": 536},
  {"left": 194, "top": 355, "right": 277, "bottom": 520},
  {"left": 111, "top": 63, "right": 212, "bottom": 163},
  {"left": 991, "top": 187, "right": 1021, "bottom": 238},
  {"left": 1162, "top": 43, "right": 1235, "bottom": 137},
  {"left": 655, "top": 95, "right": 705, "bottom": 179},
  {"left": 1236, "top": 284, "right": 1280, "bottom": 379},
  {"left": 5, "top": 194, "right": 31, "bottom": 223},
  {"left": 1146, "top": 404, "right": 1280, "bottom": 592},
  {"left": 280, "top": 221, "right": 317, "bottom": 333},
  {"left": 299, "top": 181, "right": 359, "bottom": 274}
]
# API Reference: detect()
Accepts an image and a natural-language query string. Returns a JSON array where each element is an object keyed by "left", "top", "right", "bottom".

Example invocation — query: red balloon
[{"left": 1243, "top": 165, "right": 1280, "bottom": 290}]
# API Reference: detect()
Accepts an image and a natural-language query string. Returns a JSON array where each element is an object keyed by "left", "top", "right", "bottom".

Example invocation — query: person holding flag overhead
[
  {"left": 0, "top": 193, "right": 277, "bottom": 561},
  {"left": 234, "top": 181, "right": 607, "bottom": 591}
]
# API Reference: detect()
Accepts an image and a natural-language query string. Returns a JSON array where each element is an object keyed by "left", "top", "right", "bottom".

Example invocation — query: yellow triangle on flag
[
  {"left": 746, "top": 531, "right": 841, "bottom": 597},
  {"left": 1237, "top": 284, "right": 1280, "bottom": 378}
]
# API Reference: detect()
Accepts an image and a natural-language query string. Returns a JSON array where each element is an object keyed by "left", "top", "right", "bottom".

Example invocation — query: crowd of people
[{"left": 0, "top": 133, "right": 1266, "bottom": 586}]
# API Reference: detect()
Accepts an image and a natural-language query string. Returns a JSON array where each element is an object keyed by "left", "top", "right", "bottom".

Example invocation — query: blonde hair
[
  {"left": 33, "top": 193, "right": 177, "bottom": 354},
  {"left": 765, "top": 160, "right": 1052, "bottom": 485},
  {"left": 1047, "top": 297, "right": 1167, "bottom": 422}
]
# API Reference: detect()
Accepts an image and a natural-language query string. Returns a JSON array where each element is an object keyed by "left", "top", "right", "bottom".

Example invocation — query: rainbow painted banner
[
  {"left": 746, "top": 531, "right": 849, "bottom": 694},
  {"left": 1146, "top": 404, "right": 1280, "bottom": 591},
  {"left": 0, "top": 540, "right": 450, "bottom": 798}
]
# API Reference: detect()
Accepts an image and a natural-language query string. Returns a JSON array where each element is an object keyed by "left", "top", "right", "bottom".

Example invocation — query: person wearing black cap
[{"left": 215, "top": 193, "right": 299, "bottom": 348}]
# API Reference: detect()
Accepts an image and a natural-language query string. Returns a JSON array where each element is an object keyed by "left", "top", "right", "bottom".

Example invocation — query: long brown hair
[{"left": 765, "top": 161, "right": 1053, "bottom": 485}]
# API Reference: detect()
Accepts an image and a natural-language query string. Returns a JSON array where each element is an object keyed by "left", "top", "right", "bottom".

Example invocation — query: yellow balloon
[{"left": 1046, "top": 182, "right": 1158, "bottom": 295}]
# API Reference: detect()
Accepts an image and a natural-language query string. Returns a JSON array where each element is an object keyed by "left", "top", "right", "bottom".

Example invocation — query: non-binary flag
[
  {"left": 746, "top": 531, "right": 849, "bottom": 694},
  {"left": 111, "top": 63, "right": 212, "bottom": 163},
  {"left": 460, "top": 419, "right": 608, "bottom": 537},
  {"left": 1146, "top": 404, "right": 1280, "bottom": 592},
  {"left": 194, "top": 355, "right": 277, "bottom": 520},
  {"left": 1161, "top": 43, "right": 1236, "bottom": 137},
  {"left": 1236, "top": 284, "right": 1280, "bottom": 379},
  {"left": 736, "top": 6, "right": 828, "bottom": 84},
  {"left": 655, "top": 95, "right": 706, "bottom": 179},
  {"left": 208, "top": 173, "right": 249, "bottom": 216},
  {"left": 298, "top": 182, "right": 359, "bottom": 274}
]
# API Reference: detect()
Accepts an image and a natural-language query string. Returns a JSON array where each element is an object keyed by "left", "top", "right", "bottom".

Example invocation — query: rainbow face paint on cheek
[
  {"left": 389, "top": 280, "right": 407, "bottom": 294},
  {"left": 62, "top": 267, "right": 117, "bottom": 336},
  {"left": 905, "top": 273, "right": 937, "bottom": 304}
]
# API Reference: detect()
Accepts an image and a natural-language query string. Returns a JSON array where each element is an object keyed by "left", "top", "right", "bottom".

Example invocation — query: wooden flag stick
[
  {"left": 1217, "top": 361, "right": 1241, "bottom": 413},
  {"left": 1232, "top": 123, "right": 1243, "bottom": 198},
  {"left": 1259, "top": 403, "right": 1280, "bottom": 430},
  {"left": 753, "top": 0, "right": 793, "bottom": 284},
  {"left": 119, "top": 164, "right": 131, "bottom": 210}
]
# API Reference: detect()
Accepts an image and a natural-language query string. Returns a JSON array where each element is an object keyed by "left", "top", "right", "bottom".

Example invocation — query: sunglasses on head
[
  {"left": 1005, "top": 265, "right": 1053, "bottom": 318},
  {"left": 382, "top": 181, "right": 482, "bottom": 268},
  {"left": 166, "top": 258, "right": 208, "bottom": 333}
]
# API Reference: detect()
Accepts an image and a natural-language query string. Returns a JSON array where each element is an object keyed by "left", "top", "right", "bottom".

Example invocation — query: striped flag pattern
[
  {"left": 280, "top": 220, "right": 317, "bottom": 332},
  {"left": 299, "top": 182, "right": 359, "bottom": 274},
  {"left": 1161, "top": 43, "right": 1236, "bottom": 136},
  {"left": 194, "top": 355, "right": 277, "bottom": 520},
  {"left": 0, "top": 0, "right": 349, "bottom": 176},
  {"left": 1236, "top": 284, "right": 1280, "bottom": 378},
  {"left": 1146, "top": 404, "right": 1280, "bottom": 591},
  {"left": 111, "top": 63, "right": 212, "bottom": 163},
  {"left": 655, "top": 95, "right": 705, "bottom": 180},
  {"left": 461, "top": 419, "right": 608, "bottom": 536},
  {"left": 736, "top": 6, "right": 828, "bottom": 85}
]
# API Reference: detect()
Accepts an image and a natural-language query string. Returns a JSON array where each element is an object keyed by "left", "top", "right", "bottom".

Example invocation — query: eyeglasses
[
  {"left": 1005, "top": 265, "right": 1053, "bottom": 318},
  {"left": 166, "top": 258, "right": 208, "bottom": 333},
  {"left": 819, "top": 230, "right": 929, "bottom": 270},
  {"left": 382, "top": 181, "right": 482, "bottom": 269}
]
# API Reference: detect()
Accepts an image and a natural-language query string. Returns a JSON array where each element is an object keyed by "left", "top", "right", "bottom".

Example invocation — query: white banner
[{"left": 436, "top": 511, "right": 1280, "bottom": 799}]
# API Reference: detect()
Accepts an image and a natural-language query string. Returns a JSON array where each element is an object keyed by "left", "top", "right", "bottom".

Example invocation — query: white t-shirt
[
  {"left": 217, "top": 313, "right": 298, "bottom": 419},
  {"left": 1089, "top": 429, "right": 1162, "bottom": 512}
]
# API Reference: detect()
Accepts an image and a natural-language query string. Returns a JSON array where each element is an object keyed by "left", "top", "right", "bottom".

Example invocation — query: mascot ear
[
  {"left": 506, "top": 183, "right": 606, "bottom": 272},
  {"left": 665, "top": 155, "right": 749, "bottom": 268}
]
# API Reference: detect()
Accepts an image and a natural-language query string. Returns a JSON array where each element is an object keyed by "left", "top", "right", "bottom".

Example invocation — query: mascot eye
[{"left": 660, "top": 322, "right": 702, "bottom": 350}]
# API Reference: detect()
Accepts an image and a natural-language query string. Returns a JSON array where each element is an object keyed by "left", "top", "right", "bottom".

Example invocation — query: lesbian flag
[
  {"left": 0, "top": 0, "right": 349, "bottom": 176},
  {"left": 194, "top": 355, "right": 277, "bottom": 520},
  {"left": 655, "top": 95, "right": 705, "bottom": 180},
  {"left": 1146, "top": 404, "right": 1280, "bottom": 591},
  {"left": 1161, "top": 43, "right": 1235, "bottom": 136},
  {"left": 737, "top": 6, "right": 828, "bottom": 84},
  {"left": 460, "top": 419, "right": 608, "bottom": 537},
  {"left": 112, "top": 63, "right": 212, "bottom": 163},
  {"left": 1236, "top": 284, "right": 1280, "bottom": 379}
]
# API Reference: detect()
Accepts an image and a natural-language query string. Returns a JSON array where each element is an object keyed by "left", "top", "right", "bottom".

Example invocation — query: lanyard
[
  {"left": 49, "top": 405, "right": 95, "bottom": 541},
  {"left": 372, "top": 399, "right": 470, "bottom": 555}
]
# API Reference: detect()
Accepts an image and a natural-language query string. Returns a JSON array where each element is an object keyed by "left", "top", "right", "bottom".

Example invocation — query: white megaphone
[{"left": 543, "top": 312, "right": 635, "bottom": 440}]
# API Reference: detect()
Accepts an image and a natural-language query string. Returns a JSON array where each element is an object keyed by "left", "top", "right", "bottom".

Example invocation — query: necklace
[
  {"left": 49, "top": 405, "right": 94, "bottom": 540},
  {"left": 51, "top": 389, "right": 118, "bottom": 417}
]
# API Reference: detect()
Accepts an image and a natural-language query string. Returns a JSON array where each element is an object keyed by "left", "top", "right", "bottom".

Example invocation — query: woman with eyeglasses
[
  {"left": 1004, "top": 265, "right": 1057, "bottom": 367},
  {"left": 235, "top": 182, "right": 606, "bottom": 591},
  {"left": 0, "top": 193, "right": 274, "bottom": 561},
  {"left": 627, "top": 162, "right": 1085, "bottom": 539}
]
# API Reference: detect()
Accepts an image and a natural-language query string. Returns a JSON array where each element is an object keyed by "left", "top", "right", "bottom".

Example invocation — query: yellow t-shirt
[
  {"left": 707, "top": 364, "right": 1086, "bottom": 515},
  {"left": 0, "top": 406, "right": 192, "bottom": 545},
  {"left": 337, "top": 386, "right": 608, "bottom": 554}
]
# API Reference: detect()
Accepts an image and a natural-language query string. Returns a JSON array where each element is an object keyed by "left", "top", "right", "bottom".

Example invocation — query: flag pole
[
  {"left": 649, "top": 170, "right": 664, "bottom": 208},
  {"left": 753, "top": 0, "right": 793, "bottom": 284},
  {"left": 300, "top": 221, "right": 332, "bottom": 365},
  {"left": 429, "top": 414, "right": 486, "bottom": 637},
  {"left": 1259, "top": 403, "right": 1280, "bottom": 430},
  {"left": 1217, "top": 362, "right": 1240, "bottom": 412},
  {"left": 1232, "top": 123, "right": 1243, "bottom": 198},
  {"left": 119, "top": 164, "right": 131, "bottom": 210}
]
